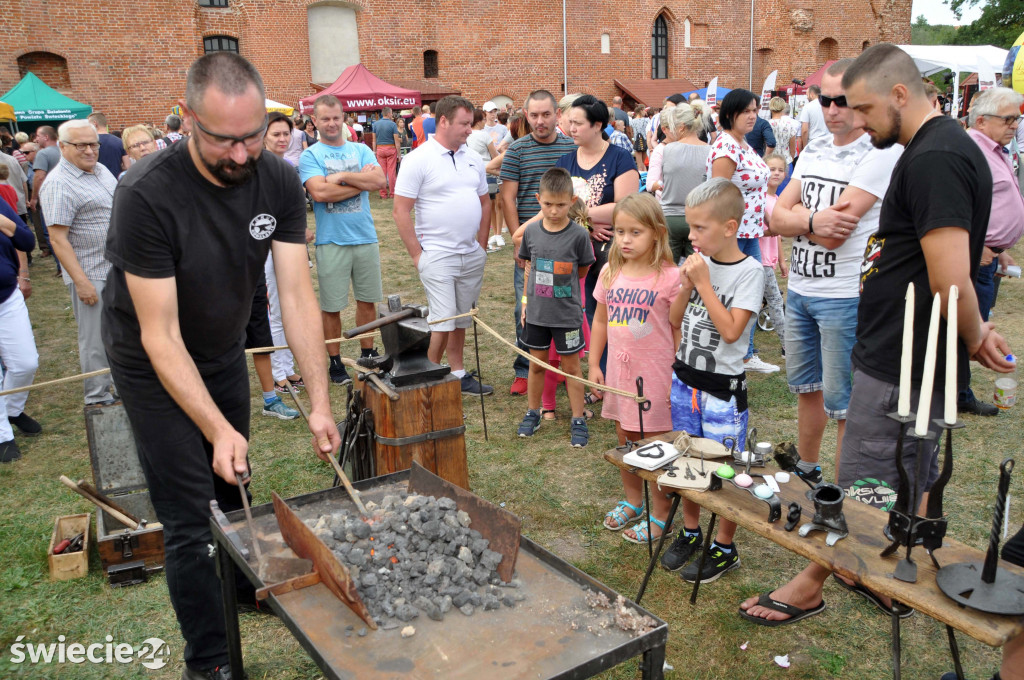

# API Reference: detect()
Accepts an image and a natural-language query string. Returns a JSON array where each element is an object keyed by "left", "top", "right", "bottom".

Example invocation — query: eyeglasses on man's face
[
  {"left": 61, "top": 141, "right": 100, "bottom": 152},
  {"left": 192, "top": 112, "right": 269, "bottom": 149}
]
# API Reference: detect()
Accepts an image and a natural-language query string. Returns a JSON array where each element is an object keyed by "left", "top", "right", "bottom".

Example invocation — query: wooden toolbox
[
  {"left": 48, "top": 513, "right": 90, "bottom": 581},
  {"left": 84, "top": 403, "right": 165, "bottom": 581}
]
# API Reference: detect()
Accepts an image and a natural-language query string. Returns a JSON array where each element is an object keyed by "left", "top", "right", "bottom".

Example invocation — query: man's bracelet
[
  {"left": 808, "top": 210, "right": 816, "bottom": 235},
  {"left": 19, "top": 276, "right": 30, "bottom": 281}
]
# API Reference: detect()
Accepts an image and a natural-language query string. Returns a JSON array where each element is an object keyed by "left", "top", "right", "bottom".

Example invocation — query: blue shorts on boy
[
  {"left": 672, "top": 254, "right": 763, "bottom": 443},
  {"left": 671, "top": 376, "right": 749, "bottom": 450}
]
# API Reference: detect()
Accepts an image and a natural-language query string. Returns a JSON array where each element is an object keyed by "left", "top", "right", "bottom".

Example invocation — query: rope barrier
[
  {"left": 470, "top": 313, "right": 646, "bottom": 403},
  {"left": 0, "top": 309, "right": 645, "bottom": 404},
  {"left": 0, "top": 332, "right": 380, "bottom": 398}
]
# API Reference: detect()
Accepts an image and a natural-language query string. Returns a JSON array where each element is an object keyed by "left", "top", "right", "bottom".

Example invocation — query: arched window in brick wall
[
  {"left": 817, "top": 38, "right": 838, "bottom": 63},
  {"left": 199, "top": 0, "right": 229, "bottom": 7},
  {"left": 17, "top": 52, "right": 70, "bottom": 90},
  {"left": 652, "top": 14, "right": 668, "bottom": 79},
  {"left": 204, "top": 36, "right": 239, "bottom": 54},
  {"left": 862, "top": 40, "right": 870, "bottom": 51},
  {"left": 424, "top": 50, "right": 439, "bottom": 79}
]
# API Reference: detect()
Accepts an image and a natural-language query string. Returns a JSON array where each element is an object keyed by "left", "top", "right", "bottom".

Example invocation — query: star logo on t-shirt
[{"left": 249, "top": 213, "right": 277, "bottom": 240}]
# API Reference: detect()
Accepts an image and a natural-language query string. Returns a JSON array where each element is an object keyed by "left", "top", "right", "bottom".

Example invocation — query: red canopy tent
[{"left": 299, "top": 64, "right": 421, "bottom": 115}]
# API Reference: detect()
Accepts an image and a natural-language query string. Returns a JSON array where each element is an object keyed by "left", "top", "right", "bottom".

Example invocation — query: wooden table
[{"left": 605, "top": 436, "right": 1024, "bottom": 678}]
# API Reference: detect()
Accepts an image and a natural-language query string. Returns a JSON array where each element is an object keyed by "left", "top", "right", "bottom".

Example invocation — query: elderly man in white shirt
[{"left": 40, "top": 119, "right": 117, "bottom": 405}]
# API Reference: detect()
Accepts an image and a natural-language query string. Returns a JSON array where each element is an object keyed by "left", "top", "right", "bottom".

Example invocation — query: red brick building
[{"left": 0, "top": 0, "right": 911, "bottom": 129}]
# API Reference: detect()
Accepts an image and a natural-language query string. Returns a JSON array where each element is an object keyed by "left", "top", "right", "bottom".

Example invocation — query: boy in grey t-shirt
[{"left": 515, "top": 168, "right": 595, "bottom": 447}]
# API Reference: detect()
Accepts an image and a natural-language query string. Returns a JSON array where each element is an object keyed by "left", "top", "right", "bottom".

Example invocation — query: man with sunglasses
[
  {"left": 40, "top": 119, "right": 117, "bottom": 406},
  {"left": 761, "top": 58, "right": 900, "bottom": 486},
  {"left": 102, "top": 52, "right": 340, "bottom": 680}
]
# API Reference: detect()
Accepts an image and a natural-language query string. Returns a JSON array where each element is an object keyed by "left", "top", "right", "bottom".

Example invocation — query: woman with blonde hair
[
  {"left": 119, "top": 125, "right": 157, "bottom": 179},
  {"left": 688, "top": 98, "right": 717, "bottom": 143},
  {"left": 768, "top": 96, "right": 799, "bottom": 191},
  {"left": 658, "top": 105, "right": 711, "bottom": 263}
]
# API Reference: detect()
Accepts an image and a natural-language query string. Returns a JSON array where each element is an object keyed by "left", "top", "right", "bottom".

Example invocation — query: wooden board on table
[{"left": 606, "top": 434, "right": 1024, "bottom": 648}]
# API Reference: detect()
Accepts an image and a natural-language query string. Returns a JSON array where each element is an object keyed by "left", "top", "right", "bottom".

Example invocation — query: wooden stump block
[{"left": 363, "top": 374, "right": 468, "bottom": 489}]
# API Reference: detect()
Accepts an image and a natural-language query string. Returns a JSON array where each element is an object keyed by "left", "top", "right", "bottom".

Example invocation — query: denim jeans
[
  {"left": 958, "top": 259, "right": 999, "bottom": 405},
  {"left": 737, "top": 237, "right": 764, "bottom": 360},
  {"left": 784, "top": 290, "right": 859, "bottom": 419}
]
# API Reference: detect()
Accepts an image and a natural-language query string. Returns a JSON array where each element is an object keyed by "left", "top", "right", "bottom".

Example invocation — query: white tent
[
  {"left": 265, "top": 98, "right": 294, "bottom": 116},
  {"left": 897, "top": 44, "right": 1010, "bottom": 114}
]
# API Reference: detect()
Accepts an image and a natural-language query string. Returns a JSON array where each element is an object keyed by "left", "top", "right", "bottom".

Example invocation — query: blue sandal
[
  {"left": 603, "top": 500, "right": 644, "bottom": 531},
  {"left": 623, "top": 516, "right": 672, "bottom": 544}
]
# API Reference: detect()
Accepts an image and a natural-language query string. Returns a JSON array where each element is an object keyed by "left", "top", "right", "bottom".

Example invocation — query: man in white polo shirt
[{"left": 393, "top": 95, "right": 493, "bottom": 395}]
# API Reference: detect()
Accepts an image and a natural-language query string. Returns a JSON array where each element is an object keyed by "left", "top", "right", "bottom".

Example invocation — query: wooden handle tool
[
  {"left": 76, "top": 480, "right": 140, "bottom": 526},
  {"left": 341, "top": 357, "right": 399, "bottom": 401},
  {"left": 284, "top": 383, "right": 369, "bottom": 517},
  {"left": 60, "top": 475, "right": 139, "bottom": 530}
]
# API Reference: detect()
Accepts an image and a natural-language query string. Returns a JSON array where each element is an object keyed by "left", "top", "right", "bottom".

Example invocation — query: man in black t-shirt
[
  {"left": 740, "top": 43, "right": 1014, "bottom": 630},
  {"left": 102, "top": 53, "right": 339, "bottom": 680}
]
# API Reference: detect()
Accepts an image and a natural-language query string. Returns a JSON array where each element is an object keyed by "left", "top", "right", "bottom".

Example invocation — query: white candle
[
  {"left": 944, "top": 285, "right": 959, "bottom": 425},
  {"left": 915, "top": 292, "right": 942, "bottom": 436},
  {"left": 898, "top": 283, "right": 915, "bottom": 417}
]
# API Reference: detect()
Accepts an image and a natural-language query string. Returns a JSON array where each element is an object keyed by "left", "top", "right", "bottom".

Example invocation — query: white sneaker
[
  {"left": 744, "top": 355, "right": 780, "bottom": 374},
  {"left": 495, "top": 235, "right": 506, "bottom": 247},
  {"left": 487, "top": 235, "right": 498, "bottom": 248}
]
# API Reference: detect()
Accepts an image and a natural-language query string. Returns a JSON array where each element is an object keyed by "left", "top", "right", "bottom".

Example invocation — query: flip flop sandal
[
  {"left": 583, "top": 408, "right": 595, "bottom": 420},
  {"left": 738, "top": 592, "right": 827, "bottom": 627},
  {"left": 604, "top": 499, "right": 644, "bottom": 531},
  {"left": 542, "top": 409, "right": 557, "bottom": 421},
  {"left": 584, "top": 392, "right": 603, "bottom": 405},
  {"left": 623, "top": 516, "right": 672, "bottom": 544},
  {"left": 831, "top": 574, "right": 914, "bottom": 618}
]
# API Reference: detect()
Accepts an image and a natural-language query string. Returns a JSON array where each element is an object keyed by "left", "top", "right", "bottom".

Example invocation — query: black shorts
[
  {"left": 244, "top": 278, "right": 273, "bottom": 355},
  {"left": 521, "top": 322, "right": 585, "bottom": 355}
]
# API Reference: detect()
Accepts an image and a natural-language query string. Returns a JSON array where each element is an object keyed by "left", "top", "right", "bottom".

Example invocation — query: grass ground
[{"left": 0, "top": 194, "right": 1021, "bottom": 679}]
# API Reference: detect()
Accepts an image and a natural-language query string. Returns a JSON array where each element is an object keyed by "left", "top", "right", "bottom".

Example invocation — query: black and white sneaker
[
  {"left": 329, "top": 363, "right": 352, "bottom": 385},
  {"left": 660, "top": 530, "right": 702, "bottom": 572},
  {"left": 680, "top": 543, "right": 740, "bottom": 583},
  {"left": 795, "top": 465, "right": 823, "bottom": 486}
]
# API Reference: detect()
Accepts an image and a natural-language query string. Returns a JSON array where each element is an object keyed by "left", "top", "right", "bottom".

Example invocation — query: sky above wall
[{"left": 911, "top": 0, "right": 983, "bottom": 25}]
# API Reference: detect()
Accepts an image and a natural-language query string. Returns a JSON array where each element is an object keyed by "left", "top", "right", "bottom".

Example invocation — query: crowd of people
[{"left": 1, "top": 44, "right": 1024, "bottom": 680}]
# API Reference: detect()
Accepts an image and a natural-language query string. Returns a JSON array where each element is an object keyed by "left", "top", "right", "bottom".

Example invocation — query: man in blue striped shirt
[{"left": 499, "top": 90, "right": 577, "bottom": 395}]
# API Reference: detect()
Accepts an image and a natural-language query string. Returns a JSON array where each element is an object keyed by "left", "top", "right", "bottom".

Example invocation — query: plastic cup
[{"left": 995, "top": 377, "right": 1017, "bottom": 409}]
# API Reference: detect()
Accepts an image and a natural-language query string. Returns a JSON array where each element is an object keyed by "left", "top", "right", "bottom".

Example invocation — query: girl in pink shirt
[
  {"left": 759, "top": 154, "right": 788, "bottom": 352},
  {"left": 590, "top": 193, "right": 681, "bottom": 543}
]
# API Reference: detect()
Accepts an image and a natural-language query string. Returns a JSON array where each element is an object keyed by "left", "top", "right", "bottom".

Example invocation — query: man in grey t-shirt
[{"left": 29, "top": 126, "right": 61, "bottom": 265}]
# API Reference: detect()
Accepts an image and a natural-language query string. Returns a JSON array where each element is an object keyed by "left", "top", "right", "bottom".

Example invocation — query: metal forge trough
[{"left": 210, "top": 464, "right": 669, "bottom": 679}]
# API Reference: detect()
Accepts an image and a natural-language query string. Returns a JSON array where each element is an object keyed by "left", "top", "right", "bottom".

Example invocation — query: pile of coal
[{"left": 307, "top": 493, "right": 524, "bottom": 629}]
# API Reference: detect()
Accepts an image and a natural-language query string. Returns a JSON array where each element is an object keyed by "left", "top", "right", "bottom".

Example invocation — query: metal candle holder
[
  {"left": 937, "top": 459, "right": 1024, "bottom": 615},
  {"left": 880, "top": 411, "right": 936, "bottom": 583}
]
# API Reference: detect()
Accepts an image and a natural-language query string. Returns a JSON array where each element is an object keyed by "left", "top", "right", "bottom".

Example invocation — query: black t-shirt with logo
[
  {"left": 853, "top": 116, "right": 992, "bottom": 393},
  {"left": 102, "top": 141, "right": 306, "bottom": 374}
]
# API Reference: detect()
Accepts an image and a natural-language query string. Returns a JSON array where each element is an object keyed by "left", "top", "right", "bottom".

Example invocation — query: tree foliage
[
  {"left": 947, "top": 0, "right": 1024, "bottom": 47},
  {"left": 911, "top": 15, "right": 960, "bottom": 45}
]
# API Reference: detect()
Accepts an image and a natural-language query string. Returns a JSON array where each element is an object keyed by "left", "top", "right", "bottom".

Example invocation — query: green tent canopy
[{"left": 1, "top": 72, "right": 91, "bottom": 122}]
